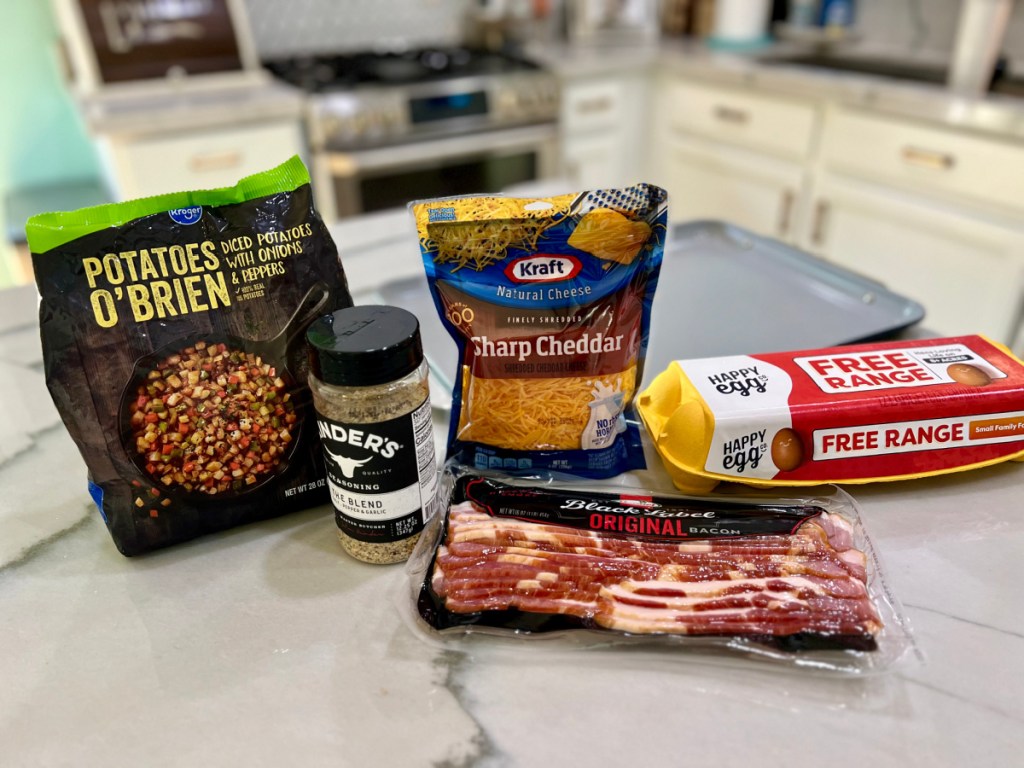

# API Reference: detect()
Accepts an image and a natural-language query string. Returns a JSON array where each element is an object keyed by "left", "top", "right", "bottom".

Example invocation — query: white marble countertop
[
  {"left": 533, "top": 39, "right": 1024, "bottom": 141},
  {"left": 80, "top": 37, "right": 1024, "bottom": 144},
  {"left": 80, "top": 76, "right": 305, "bottom": 138},
  {"left": 4, "top": 226, "right": 1024, "bottom": 766}
]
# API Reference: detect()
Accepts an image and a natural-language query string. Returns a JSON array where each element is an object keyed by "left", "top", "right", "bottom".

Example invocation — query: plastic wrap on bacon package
[{"left": 405, "top": 464, "right": 916, "bottom": 674}]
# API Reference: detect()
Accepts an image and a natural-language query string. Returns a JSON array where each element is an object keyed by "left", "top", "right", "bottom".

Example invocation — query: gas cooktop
[
  {"left": 263, "top": 47, "right": 542, "bottom": 92},
  {"left": 265, "top": 46, "right": 559, "bottom": 152}
]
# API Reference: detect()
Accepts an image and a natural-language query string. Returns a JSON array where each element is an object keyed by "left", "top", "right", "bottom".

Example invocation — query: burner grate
[{"left": 263, "top": 47, "right": 540, "bottom": 91}]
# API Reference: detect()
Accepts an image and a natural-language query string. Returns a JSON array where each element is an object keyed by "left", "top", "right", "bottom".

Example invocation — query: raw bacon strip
[
  {"left": 431, "top": 501, "right": 882, "bottom": 642},
  {"left": 442, "top": 594, "right": 596, "bottom": 617},
  {"left": 624, "top": 574, "right": 869, "bottom": 601},
  {"left": 441, "top": 540, "right": 858, "bottom": 582},
  {"left": 600, "top": 582, "right": 879, "bottom": 626}
]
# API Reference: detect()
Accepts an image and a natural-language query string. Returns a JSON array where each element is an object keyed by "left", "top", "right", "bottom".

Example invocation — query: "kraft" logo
[{"left": 504, "top": 254, "right": 582, "bottom": 284}]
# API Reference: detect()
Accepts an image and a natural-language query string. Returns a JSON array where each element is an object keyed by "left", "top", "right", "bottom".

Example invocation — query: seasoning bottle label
[{"left": 316, "top": 399, "right": 437, "bottom": 543}]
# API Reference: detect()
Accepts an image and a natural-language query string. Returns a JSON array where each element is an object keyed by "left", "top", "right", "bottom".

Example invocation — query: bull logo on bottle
[{"left": 323, "top": 449, "right": 373, "bottom": 479}]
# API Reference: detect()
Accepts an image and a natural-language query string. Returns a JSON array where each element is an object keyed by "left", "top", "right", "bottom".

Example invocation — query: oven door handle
[{"left": 326, "top": 123, "right": 558, "bottom": 176}]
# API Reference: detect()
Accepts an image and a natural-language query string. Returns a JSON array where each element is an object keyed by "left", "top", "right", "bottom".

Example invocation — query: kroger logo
[
  {"left": 504, "top": 254, "right": 581, "bottom": 284},
  {"left": 168, "top": 206, "right": 202, "bottom": 225}
]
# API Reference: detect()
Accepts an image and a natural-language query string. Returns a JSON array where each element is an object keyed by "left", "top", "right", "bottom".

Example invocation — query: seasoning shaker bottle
[{"left": 307, "top": 306, "right": 438, "bottom": 564}]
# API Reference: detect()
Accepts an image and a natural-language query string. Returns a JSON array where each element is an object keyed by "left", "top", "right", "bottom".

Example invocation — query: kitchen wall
[
  {"left": 242, "top": 0, "right": 1024, "bottom": 63},
  {"left": 4, "top": 0, "right": 1023, "bottom": 289},
  {"left": 1010, "top": 10, "right": 1024, "bottom": 65},
  {"left": 0, "top": 0, "right": 101, "bottom": 289},
  {"left": 854, "top": 0, "right": 961, "bottom": 54},
  {"left": 853, "top": 0, "right": 1024, "bottom": 63},
  {"left": 242, "top": 0, "right": 471, "bottom": 58}
]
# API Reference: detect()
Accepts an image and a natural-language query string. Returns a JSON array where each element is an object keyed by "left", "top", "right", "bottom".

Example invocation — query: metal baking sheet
[{"left": 377, "top": 220, "right": 925, "bottom": 409}]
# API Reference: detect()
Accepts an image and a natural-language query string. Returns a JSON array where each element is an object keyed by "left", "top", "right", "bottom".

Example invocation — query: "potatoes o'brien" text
[{"left": 82, "top": 241, "right": 229, "bottom": 328}]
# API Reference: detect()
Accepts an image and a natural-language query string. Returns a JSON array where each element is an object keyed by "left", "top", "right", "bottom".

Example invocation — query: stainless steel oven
[
  {"left": 265, "top": 48, "right": 561, "bottom": 221},
  {"left": 314, "top": 122, "right": 558, "bottom": 219}
]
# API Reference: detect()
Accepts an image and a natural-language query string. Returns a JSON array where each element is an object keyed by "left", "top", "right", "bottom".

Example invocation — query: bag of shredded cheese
[{"left": 412, "top": 185, "right": 667, "bottom": 478}]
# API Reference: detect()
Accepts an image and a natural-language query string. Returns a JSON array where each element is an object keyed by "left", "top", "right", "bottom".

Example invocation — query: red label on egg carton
[
  {"left": 676, "top": 335, "right": 1024, "bottom": 483},
  {"left": 793, "top": 343, "right": 1003, "bottom": 393},
  {"left": 814, "top": 411, "right": 1024, "bottom": 460}
]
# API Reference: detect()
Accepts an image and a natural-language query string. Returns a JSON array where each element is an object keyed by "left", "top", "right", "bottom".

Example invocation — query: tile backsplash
[
  {"left": 852, "top": 0, "right": 1024, "bottom": 62},
  {"left": 242, "top": 0, "right": 470, "bottom": 58},
  {"left": 853, "top": 0, "right": 960, "bottom": 54},
  {"left": 241, "top": 0, "right": 1024, "bottom": 66}
]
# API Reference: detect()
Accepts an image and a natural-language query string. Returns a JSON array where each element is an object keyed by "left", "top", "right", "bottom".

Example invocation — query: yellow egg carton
[{"left": 637, "top": 335, "right": 1024, "bottom": 493}]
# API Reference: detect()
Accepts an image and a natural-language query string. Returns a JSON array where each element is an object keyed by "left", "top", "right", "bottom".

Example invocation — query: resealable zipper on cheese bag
[
  {"left": 27, "top": 156, "right": 352, "bottom": 556},
  {"left": 412, "top": 185, "right": 668, "bottom": 479}
]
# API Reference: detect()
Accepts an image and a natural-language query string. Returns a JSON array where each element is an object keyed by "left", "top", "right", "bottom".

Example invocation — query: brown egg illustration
[
  {"left": 771, "top": 428, "right": 804, "bottom": 472},
  {"left": 947, "top": 363, "right": 991, "bottom": 387}
]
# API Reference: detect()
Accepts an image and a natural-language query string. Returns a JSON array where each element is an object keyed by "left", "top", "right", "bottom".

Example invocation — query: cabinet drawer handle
[
  {"left": 189, "top": 151, "right": 243, "bottom": 173},
  {"left": 575, "top": 96, "right": 613, "bottom": 115},
  {"left": 901, "top": 146, "right": 955, "bottom": 170},
  {"left": 811, "top": 199, "right": 830, "bottom": 247},
  {"left": 713, "top": 105, "right": 750, "bottom": 125},
  {"left": 777, "top": 189, "right": 795, "bottom": 238}
]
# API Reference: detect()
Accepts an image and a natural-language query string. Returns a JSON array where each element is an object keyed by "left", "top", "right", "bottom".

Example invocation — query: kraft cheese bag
[
  {"left": 412, "top": 185, "right": 668, "bottom": 479},
  {"left": 638, "top": 335, "right": 1024, "bottom": 493},
  {"left": 27, "top": 156, "right": 352, "bottom": 555}
]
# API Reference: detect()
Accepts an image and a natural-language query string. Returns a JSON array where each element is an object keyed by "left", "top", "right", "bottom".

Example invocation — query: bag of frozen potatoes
[{"left": 26, "top": 156, "right": 352, "bottom": 555}]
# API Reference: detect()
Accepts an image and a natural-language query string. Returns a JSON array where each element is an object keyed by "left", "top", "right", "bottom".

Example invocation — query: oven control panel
[
  {"left": 310, "top": 75, "right": 560, "bottom": 150},
  {"left": 491, "top": 76, "right": 561, "bottom": 123},
  {"left": 309, "top": 91, "right": 407, "bottom": 149}
]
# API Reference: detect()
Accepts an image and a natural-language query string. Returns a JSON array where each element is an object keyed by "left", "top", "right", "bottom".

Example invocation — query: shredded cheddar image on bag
[
  {"left": 412, "top": 185, "right": 667, "bottom": 478},
  {"left": 567, "top": 208, "right": 651, "bottom": 264}
]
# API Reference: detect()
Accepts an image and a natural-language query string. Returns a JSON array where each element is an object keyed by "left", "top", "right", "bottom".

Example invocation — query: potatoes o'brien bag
[{"left": 26, "top": 157, "right": 352, "bottom": 555}]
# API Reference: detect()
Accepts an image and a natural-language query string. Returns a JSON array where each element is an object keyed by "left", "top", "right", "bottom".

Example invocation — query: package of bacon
[{"left": 408, "top": 466, "right": 915, "bottom": 673}]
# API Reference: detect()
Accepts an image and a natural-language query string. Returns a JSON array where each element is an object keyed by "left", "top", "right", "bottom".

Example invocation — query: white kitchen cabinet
[
  {"left": 650, "top": 76, "right": 817, "bottom": 241},
  {"left": 652, "top": 130, "right": 804, "bottom": 240},
  {"left": 99, "top": 120, "right": 305, "bottom": 200},
  {"left": 818, "top": 108, "right": 1024, "bottom": 218},
  {"left": 804, "top": 106, "right": 1024, "bottom": 347},
  {"left": 562, "top": 131, "right": 627, "bottom": 190},
  {"left": 660, "top": 79, "right": 818, "bottom": 161},
  {"left": 802, "top": 172, "right": 1024, "bottom": 344},
  {"left": 558, "top": 72, "right": 648, "bottom": 188}
]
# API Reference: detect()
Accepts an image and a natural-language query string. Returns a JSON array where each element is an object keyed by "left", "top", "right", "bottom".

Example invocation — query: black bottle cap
[{"left": 307, "top": 305, "right": 423, "bottom": 387}]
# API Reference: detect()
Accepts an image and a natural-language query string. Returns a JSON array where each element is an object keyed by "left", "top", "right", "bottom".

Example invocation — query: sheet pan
[{"left": 376, "top": 220, "right": 925, "bottom": 410}]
